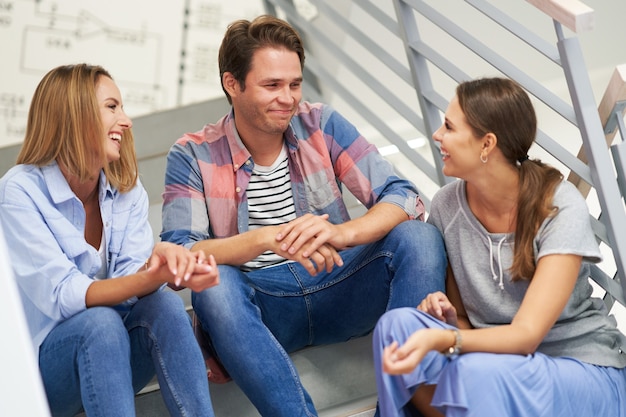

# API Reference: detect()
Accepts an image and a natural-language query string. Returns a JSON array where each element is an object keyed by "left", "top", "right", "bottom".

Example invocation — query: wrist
[{"left": 443, "top": 329, "right": 462, "bottom": 358}]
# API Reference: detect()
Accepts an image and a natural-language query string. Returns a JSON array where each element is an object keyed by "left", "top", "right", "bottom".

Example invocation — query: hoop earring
[{"left": 480, "top": 153, "right": 488, "bottom": 164}]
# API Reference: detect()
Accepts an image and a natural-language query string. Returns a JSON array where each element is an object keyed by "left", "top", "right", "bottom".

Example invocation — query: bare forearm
[
  {"left": 191, "top": 227, "right": 275, "bottom": 265},
  {"left": 337, "top": 202, "right": 410, "bottom": 247},
  {"left": 85, "top": 270, "right": 161, "bottom": 307}
]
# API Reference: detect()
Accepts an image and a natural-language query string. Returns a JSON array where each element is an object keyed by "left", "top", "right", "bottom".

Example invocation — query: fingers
[
  {"left": 309, "top": 244, "right": 344, "bottom": 273},
  {"left": 297, "top": 243, "right": 344, "bottom": 275},
  {"left": 417, "top": 292, "right": 451, "bottom": 321},
  {"left": 151, "top": 243, "right": 205, "bottom": 287},
  {"left": 185, "top": 254, "right": 219, "bottom": 292},
  {"left": 276, "top": 214, "right": 332, "bottom": 256},
  {"left": 382, "top": 341, "right": 419, "bottom": 375}
]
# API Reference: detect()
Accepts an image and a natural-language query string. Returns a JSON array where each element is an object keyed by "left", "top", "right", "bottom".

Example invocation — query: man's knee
[
  {"left": 192, "top": 265, "right": 251, "bottom": 319},
  {"left": 387, "top": 221, "right": 444, "bottom": 254}
]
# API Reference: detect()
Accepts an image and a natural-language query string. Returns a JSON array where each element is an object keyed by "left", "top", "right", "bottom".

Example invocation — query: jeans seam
[
  {"left": 79, "top": 334, "right": 100, "bottom": 417},
  {"left": 129, "top": 320, "right": 187, "bottom": 417}
]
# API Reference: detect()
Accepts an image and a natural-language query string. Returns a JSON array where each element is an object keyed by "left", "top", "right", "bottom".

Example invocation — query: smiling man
[{"left": 161, "top": 14, "right": 447, "bottom": 417}]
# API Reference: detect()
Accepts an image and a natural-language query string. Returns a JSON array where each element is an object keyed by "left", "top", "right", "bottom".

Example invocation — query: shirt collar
[
  {"left": 225, "top": 108, "right": 300, "bottom": 171},
  {"left": 43, "top": 161, "right": 112, "bottom": 204}
]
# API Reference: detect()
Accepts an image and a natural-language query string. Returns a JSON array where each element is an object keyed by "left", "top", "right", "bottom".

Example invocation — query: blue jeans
[
  {"left": 39, "top": 290, "right": 214, "bottom": 417},
  {"left": 192, "top": 220, "right": 446, "bottom": 417}
]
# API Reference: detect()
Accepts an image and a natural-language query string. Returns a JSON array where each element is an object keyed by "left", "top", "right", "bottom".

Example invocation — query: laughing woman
[{"left": 0, "top": 64, "right": 218, "bottom": 417}]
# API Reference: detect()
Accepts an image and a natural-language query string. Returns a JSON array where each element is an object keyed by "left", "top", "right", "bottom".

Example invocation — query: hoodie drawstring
[{"left": 488, "top": 235, "right": 507, "bottom": 290}]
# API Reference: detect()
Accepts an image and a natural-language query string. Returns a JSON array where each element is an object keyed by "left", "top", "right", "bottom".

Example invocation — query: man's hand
[{"left": 273, "top": 214, "right": 345, "bottom": 275}]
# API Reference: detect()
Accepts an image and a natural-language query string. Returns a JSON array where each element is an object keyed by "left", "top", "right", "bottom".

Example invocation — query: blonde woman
[{"left": 0, "top": 64, "right": 219, "bottom": 417}]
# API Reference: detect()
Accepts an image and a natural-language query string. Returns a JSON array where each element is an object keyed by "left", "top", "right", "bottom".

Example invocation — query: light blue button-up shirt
[{"left": 0, "top": 161, "right": 153, "bottom": 352}]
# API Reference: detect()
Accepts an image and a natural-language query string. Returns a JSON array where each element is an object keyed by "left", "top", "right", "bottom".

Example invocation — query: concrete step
[{"left": 127, "top": 335, "right": 378, "bottom": 416}]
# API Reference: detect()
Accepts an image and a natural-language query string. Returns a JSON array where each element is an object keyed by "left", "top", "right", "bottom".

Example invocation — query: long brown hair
[
  {"left": 17, "top": 64, "right": 138, "bottom": 192},
  {"left": 218, "top": 15, "right": 305, "bottom": 104},
  {"left": 457, "top": 78, "right": 563, "bottom": 280}
]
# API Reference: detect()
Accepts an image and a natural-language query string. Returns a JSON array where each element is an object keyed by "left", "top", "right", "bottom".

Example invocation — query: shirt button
[
  {"left": 245, "top": 160, "right": 251, "bottom": 166},
  {"left": 235, "top": 187, "right": 241, "bottom": 193},
  {"left": 234, "top": 164, "right": 239, "bottom": 169}
]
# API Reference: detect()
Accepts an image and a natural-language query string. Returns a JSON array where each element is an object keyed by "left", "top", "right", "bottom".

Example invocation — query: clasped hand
[
  {"left": 274, "top": 213, "right": 345, "bottom": 275},
  {"left": 146, "top": 242, "right": 219, "bottom": 292}
]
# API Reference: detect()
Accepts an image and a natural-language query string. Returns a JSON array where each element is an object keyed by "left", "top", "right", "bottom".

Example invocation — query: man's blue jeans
[
  {"left": 39, "top": 290, "right": 214, "bottom": 417},
  {"left": 192, "top": 220, "right": 446, "bottom": 417}
]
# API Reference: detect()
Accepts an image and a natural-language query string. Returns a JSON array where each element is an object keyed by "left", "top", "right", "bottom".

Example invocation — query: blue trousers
[
  {"left": 39, "top": 290, "right": 214, "bottom": 417},
  {"left": 192, "top": 220, "right": 447, "bottom": 417},
  {"left": 373, "top": 308, "right": 626, "bottom": 417}
]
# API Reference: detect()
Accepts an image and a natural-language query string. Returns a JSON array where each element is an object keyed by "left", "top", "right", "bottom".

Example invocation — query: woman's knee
[
  {"left": 374, "top": 308, "right": 427, "bottom": 345},
  {"left": 78, "top": 307, "right": 130, "bottom": 352},
  {"left": 139, "top": 290, "right": 187, "bottom": 319}
]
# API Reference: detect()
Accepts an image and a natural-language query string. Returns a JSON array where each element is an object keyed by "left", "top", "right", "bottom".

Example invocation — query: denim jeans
[
  {"left": 39, "top": 290, "right": 214, "bottom": 417},
  {"left": 192, "top": 220, "right": 446, "bottom": 417}
]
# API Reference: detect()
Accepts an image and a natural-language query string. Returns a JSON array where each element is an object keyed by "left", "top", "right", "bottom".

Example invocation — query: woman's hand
[
  {"left": 383, "top": 328, "right": 455, "bottom": 375},
  {"left": 180, "top": 252, "right": 219, "bottom": 292},
  {"left": 146, "top": 242, "right": 219, "bottom": 290},
  {"left": 418, "top": 291, "right": 458, "bottom": 326},
  {"left": 382, "top": 329, "right": 434, "bottom": 374}
]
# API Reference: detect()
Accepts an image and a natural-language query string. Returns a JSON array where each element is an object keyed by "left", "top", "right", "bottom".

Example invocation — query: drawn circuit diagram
[{"left": 0, "top": 0, "right": 263, "bottom": 147}]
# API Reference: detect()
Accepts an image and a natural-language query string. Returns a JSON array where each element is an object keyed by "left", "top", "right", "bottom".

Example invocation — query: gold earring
[{"left": 480, "top": 153, "right": 488, "bottom": 164}]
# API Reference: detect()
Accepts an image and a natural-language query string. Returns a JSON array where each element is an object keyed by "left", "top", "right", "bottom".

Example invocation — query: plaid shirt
[{"left": 161, "top": 101, "right": 425, "bottom": 248}]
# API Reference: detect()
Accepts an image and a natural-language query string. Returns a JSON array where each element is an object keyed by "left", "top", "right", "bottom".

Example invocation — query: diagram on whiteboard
[{"left": 0, "top": 0, "right": 263, "bottom": 147}]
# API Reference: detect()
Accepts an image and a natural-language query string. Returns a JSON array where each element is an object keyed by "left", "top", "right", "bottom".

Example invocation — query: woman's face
[
  {"left": 432, "top": 95, "right": 484, "bottom": 179},
  {"left": 95, "top": 76, "right": 132, "bottom": 163}
]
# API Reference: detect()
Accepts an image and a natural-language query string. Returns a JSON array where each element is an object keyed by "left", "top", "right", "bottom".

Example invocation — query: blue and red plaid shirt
[{"left": 161, "top": 102, "right": 425, "bottom": 248}]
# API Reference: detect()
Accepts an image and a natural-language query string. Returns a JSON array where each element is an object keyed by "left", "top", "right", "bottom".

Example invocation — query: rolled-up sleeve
[
  {"left": 321, "top": 107, "right": 425, "bottom": 220},
  {"left": 161, "top": 142, "right": 212, "bottom": 249}
]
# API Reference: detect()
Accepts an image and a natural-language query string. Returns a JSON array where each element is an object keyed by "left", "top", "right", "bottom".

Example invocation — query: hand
[
  {"left": 147, "top": 242, "right": 216, "bottom": 288},
  {"left": 382, "top": 329, "right": 433, "bottom": 375},
  {"left": 294, "top": 242, "right": 343, "bottom": 275},
  {"left": 273, "top": 214, "right": 345, "bottom": 275},
  {"left": 179, "top": 252, "right": 219, "bottom": 292},
  {"left": 276, "top": 213, "right": 348, "bottom": 258},
  {"left": 417, "top": 291, "right": 458, "bottom": 326}
]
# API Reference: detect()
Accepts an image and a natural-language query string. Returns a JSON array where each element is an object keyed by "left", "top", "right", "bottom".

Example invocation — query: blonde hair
[{"left": 17, "top": 64, "right": 138, "bottom": 192}]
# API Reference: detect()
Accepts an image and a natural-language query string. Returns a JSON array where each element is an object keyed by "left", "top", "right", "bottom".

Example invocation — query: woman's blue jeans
[
  {"left": 192, "top": 220, "right": 446, "bottom": 417},
  {"left": 39, "top": 290, "right": 214, "bottom": 417}
]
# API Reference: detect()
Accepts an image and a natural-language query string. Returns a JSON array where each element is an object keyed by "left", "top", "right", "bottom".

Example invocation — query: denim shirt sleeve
[{"left": 0, "top": 166, "right": 93, "bottom": 323}]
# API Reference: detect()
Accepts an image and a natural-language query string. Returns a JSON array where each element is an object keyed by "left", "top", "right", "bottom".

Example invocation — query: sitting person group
[{"left": 1, "top": 13, "right": 624, "bottom": 417}]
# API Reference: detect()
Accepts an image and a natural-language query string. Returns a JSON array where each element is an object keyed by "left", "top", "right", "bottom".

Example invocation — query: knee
[
  {"left": 390, "top": 221, "right": 444, "bottom": 255},
  {"left": 192, "top": 265, "right": 249, "bottom": 317},
  {"left": 79, "top": 307, "right": 129, "bottom": 351},
  {"left": 141, "top": 290, "right": 189, "bottom": 323},
  {"left": 374, "top": 308, "right": 424, "bottom": 346},
  {"left": 451, "top": 353, "right": 509, "bottom": 383}
]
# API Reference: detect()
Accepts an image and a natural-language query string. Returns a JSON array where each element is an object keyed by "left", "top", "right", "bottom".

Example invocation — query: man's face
[{"left": 229, "top": 47, "right": 303, "bottom": 140}]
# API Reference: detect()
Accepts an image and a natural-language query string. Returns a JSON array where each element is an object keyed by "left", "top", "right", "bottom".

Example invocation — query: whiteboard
[{"left": 0, "top": 0, "right": 263, "bottom": 147}]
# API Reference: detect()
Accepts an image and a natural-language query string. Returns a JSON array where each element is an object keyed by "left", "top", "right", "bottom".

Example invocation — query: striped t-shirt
[{"left": 242, "top": 146, "right": 296, "bottom": 271}]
